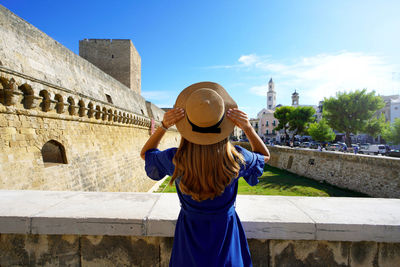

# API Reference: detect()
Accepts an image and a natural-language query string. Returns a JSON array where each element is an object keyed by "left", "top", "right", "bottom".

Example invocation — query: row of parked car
[{"left": 268, "top": 140, "right": 400, "bottom": 157}]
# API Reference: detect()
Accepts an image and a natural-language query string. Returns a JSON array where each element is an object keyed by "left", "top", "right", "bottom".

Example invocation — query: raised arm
[
  {"left": 140, "top": 108, "right": 185, "bottom": 160},
  {"left": 227, "top": 108, "right": 270, "bottom": 162}
]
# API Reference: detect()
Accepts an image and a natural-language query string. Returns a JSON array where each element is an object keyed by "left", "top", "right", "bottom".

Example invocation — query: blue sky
[{"left": 2, "top": 0, "right": 400, "bottom": 117}]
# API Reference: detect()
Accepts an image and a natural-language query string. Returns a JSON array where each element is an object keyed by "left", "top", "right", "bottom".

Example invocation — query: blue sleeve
[
  {"left": 235, "top": 145, "right": 265, "bottom": 186},
  {"left": 144, "top": 148, "right": 177, "bottom": 181}
]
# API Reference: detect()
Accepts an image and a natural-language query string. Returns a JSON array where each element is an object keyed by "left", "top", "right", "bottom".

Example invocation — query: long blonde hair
[{"left": 170, "top": 138, "right": 245, "bottom": 201}]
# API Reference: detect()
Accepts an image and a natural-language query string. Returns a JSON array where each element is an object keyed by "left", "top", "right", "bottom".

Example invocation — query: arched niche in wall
[{"left": 41, "top": 140, "right": 68, "bottom": 167}]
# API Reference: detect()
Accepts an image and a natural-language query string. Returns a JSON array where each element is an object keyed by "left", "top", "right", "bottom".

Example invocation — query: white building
[{"left": 390, "top": 97, "right": 400, "bottom": 123}]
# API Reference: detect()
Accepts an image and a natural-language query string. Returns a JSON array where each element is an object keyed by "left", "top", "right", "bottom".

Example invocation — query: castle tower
[
  {"left": 292, "top": 90, "right": 299, "bottom": 107},
  {"left": 79, "top": 39, "right": 141, "bottom": 94},
  {"left": 267, "top": 78, "right": 276, "bottom": 110}
]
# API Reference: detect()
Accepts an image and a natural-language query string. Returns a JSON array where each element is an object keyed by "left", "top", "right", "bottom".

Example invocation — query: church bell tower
[
  {"left": 292, "top": 90, "right": 299, "bottom": 107},
  {"left": 267, "top": 78, "right": 276, "bottom": 110}
]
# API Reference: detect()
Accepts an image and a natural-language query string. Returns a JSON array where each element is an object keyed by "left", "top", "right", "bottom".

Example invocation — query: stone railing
[
  {"left": 0, "top": 68, "right": 156, "bottom": 129},
  {"left": 0, "top": 190, "right": 399, "bottom": 266}
]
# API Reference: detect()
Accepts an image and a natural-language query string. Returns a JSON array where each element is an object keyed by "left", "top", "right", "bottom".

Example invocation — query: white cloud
[
  {"left": 234, "top": 52, "right": 400, "bottom": 105},
  {"left": 141, "top": 90, "right": 171, "bottom": 100},
  {"left": 238, "top": 54, "right": 259, "bottom": 66}
]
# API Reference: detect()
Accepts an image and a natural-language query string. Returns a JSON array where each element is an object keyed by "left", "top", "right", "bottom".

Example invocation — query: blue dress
[{"left": 145, "top": 146, "right": 265, "bottom": 267}]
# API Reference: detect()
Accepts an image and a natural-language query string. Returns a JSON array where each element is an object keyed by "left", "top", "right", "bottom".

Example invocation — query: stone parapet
[
  {"left": 0, "top": 190, "right": 399, "bottom": 266},
  {"left": 1, "top": 190, "right": 399, "bottom": 242},
  {"left": 267, "top": 146, "right": 400, "bottom": 198}
]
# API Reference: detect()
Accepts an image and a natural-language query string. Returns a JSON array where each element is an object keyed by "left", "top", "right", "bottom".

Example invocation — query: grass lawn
[{"left": 154, "top": 165, "right": 368, "bottom": 197}]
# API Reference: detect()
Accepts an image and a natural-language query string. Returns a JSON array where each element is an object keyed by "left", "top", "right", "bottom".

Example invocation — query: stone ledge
[{"left": 0, "top": 190, "right": 399, "bottom": 242}]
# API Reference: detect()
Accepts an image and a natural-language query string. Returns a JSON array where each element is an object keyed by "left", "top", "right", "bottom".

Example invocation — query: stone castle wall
[
  {"left": 267, "top": 146, "right": 400, "bottom": 198},
  {"left": 0, "top": 5, "right": 179, "bottom": 192},
  {"left": 0, "top": 5, "right": 147, "bottom": 116}
]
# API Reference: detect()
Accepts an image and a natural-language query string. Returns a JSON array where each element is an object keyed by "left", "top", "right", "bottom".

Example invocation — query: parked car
[
  {"left": 310, "top": 142, "right": 321, "bottom": 149},
  {"left": 358, "top": 144, "right": 386, "bottom": 155},
  {"left": 300, "top": 142, "right": 311, "bottom": 148},
  {"left": 387, "top": 149, "right": 400, "bottom": 158},
  {"left": 327, "top": 143, "right": 342, "bottom": 151}
]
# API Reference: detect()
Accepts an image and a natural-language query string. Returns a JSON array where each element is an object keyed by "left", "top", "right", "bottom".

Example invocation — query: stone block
[
  {"left": 80, "top": 235, "right": 159, "bottom": 267},
  {"left": 378, "top": 242, "right": 400, "bottom": 267},
  {"left": 248, "top": 239, "right": 269, "bottom": 267},
  {"left": 20, "top": 127, "right": 36, "bottom": 135},
  {"left": 146, "top": 193, "right": 180, "bottom": 237},
  {"left": 31, "top": 192, "right": 160, "bottom": 236},
  {"left": 236, "top": 195, "right": 315, "bottom": 240},
  {"left": 0, "top": 127, "right": 16, "bottom": 134},
  {"left": 349, "top": 241, "right": 378, "bottom": 267},
  {"left": 0, "top": 234, "right": 79, "bottom": 266},
  {"left": 269, "top": 240, "right": 350, "bottom": 267},
  {"left": 7, "top": 119, "right": 21, "bottom": 127},
  {"left": 160, "top": 237, "right": 174, "bottom": 267}
]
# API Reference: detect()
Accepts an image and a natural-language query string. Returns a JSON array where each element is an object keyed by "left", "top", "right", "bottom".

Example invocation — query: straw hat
[{"left": 174, "top": 82, "right": 237, "bottom": 145}]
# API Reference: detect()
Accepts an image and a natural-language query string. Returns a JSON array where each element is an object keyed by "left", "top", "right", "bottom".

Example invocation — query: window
[
  {"left": 266, "top": 121, "right": 269, "bottom": 126},
  {"left": 266, "top": 130, "right": 269, "bottom": 135},
  {"left": 273, "top": 120, "right": 276, "bottom": 126},
  {"left": 105, "top": 94, "right": 113, "bottom": 104},
  {"left": 268, "top": 96, "right": 272, "bottom": 101},
  {"left": 41, "top": 140, "right": 67, "bottom": 167},
  {"left": 272, "top": 129, "right": 275, "bottom": 134},
  {"left": 268, "top": 105, "right": 271, "bottom": 109}
]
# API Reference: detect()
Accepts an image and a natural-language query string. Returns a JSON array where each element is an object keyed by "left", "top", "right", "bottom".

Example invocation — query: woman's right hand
[
  {"left": 162, "top": 108, "right": 185, "bottom": 129},
  {"left": 226, "top": 108, "right": 252, "bottom": 131}
]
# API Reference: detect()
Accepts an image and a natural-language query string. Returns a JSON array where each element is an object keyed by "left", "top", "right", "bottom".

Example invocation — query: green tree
[
  {"left": 323, "top": 89, "right": 385, "bottom": 146},
  {"left": 288, "top": 106, "right": 316, "bottom": 141},
  {"left": 382, "top": 118, "right": 400, "bottom": 145},
  {"left": 274, "top": 106, "right": 295, "bottom": 143},
  {"left": 364, "top": 114, "right": 389, "bottom": 138},
  {"left": 308, "top": 119, "right": 336, "bottom": 142}
]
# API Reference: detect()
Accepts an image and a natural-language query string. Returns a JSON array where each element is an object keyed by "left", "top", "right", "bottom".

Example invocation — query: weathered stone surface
[
  {"left": 1, "top": 234, "right": 399, "bottom": 267},
  {"left": 236, "top": 195, "right": 315, "bottom": 240},
  {"left": 270, "top": 240, "right": 350, "bottom": 267},
  {"left": 160, "top": 237, "right": 174, "bottom": 267},
  {"left": 248, "top": 239, "right": 269, "bottom": 267},
  {"left": 378, "top": 242, "right": 400, "bottom": 267},
  {"left": 349, "top": 241, "right": 378, "bottom": 267},
  {"left": 81, "top": 235, "right": 159, "bottom": 267},
  {"left": 0, "top": 5, "right": 180, "bottom": 193},
  {"left": 0, "top": 234, "right": 79, "bottom": 266},
  {"left": 0, "top": 111, "right": 179, "bottom": 192},
  {"left": 288, "top": 197, "right": 400, "bottom": 242},
  {"left": 267, "top": 146, "right": 400, "bottom": 198},
  {"left": 147, "top": 193, "right": 180, "bottom": 236},
  {"left": 2, "top": 191, "right": 400, "bottom": 244}
]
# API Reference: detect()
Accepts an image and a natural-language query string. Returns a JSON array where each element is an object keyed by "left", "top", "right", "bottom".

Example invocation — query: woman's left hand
[{"left": 162, "top": 108, "right": 185, "bottom": 128}]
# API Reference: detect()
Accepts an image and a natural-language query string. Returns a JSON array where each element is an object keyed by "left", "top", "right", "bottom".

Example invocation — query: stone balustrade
[
  {"left": 1, "top": 190, "right": 399, "bottom": 266},
  {"left": 0, "top": 69, "right": 154, "bottom": 128}
]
